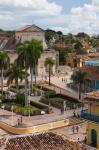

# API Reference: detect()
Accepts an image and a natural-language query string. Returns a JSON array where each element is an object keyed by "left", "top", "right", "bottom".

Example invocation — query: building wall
[
  {"left": 37, "top": 51, "right": 59, "bottom": 76},
  {"left": 15, "top": 27, "right": 47, "bottom": 50},
  {"left": 66, "top": 54, "right": 84, "bottom": 68},
  {"left": 88, "top": 104, "right": 99, "bottom": 114},
  {"left": 87, "top": 122, "right": 99, "bottom": 149}
]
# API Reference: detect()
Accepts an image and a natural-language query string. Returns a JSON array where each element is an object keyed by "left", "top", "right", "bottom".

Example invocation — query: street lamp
[
  {"left": 11, "top": 105, "right": 14, "bottom": 126},
  {"left": 28, "top": 82, "right": 31, "bottom": 118},
  {"left": 63, "top": 101, "right": 66, "bottom": 113}
]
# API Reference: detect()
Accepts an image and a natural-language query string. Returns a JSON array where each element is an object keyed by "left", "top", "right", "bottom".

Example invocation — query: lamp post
[
  {"left": 28, "top": 82, "right": 31, "bottom": 118},
  {"left": 63, "top": 101, "right": 66, "bottom": 114},
  {"left": 11, "top": 105, "right": 14, "bottom": 126}
]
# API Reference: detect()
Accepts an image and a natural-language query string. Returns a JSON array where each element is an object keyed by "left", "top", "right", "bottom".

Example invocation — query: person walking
[
  {"left": 84, "top": 136, "right": 87, "bottom": 144},
  {"left": 76, "top": 126, "right": 79, "bottom": 133},
  {"left": 21, "top": 116, "right": 22, "bottom": 125},
  {"left": 17, "top": 118, "right": 20, "bottom": 127},
  {"left": 72, "top": 126, "right": 75, "bottom": 134},
  {"left": 73, "top": 110, "right": 76, "bottom": 117}
]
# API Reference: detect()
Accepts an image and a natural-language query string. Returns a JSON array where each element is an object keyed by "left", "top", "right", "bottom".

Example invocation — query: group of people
[
  {"left": 72, "top": 125, "right": 79, "bottom": 134},
  {"left": 62, "top": 78, "right": 67, "bottom": 82}
]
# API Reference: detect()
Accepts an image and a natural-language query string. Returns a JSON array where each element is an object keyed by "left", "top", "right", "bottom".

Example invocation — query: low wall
[{"left": 0, "top": 119, "right": 69, "bottom": 135}]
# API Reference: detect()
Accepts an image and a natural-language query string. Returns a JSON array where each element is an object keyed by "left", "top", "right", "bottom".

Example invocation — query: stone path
[
  {"left": 0, "top": 107, "right": 83, "bottom": 127},
  {"left": 52, "top": 122, "right": 87, "bottom": 142}
]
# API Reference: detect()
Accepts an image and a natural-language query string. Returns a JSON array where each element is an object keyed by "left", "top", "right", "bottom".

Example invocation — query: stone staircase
[{"left": 69, "top": 117, "right": 85, "bottom": 126}]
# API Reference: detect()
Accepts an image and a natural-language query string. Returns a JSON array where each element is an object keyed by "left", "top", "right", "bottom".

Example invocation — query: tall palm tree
[
  {"left": 29, "top": 39, "right": 43, "bottom": 88},
  {"left": 45, "top": 57, "right": 54, "bottom": 85},
  {"left": 71, "top": 70, "right": 87, "bottom": 100},
  {"left": 6, "top": 65, "right": 25, "bottom": 93},
  {"left": 0, "top": 51, "right": 10, "bottom": 99},
  {"left": 17, "top": 41, "right": 30, "bottom": 105},
  {"left": 16, "top": 39, "right": 43, "bottom": 104}
]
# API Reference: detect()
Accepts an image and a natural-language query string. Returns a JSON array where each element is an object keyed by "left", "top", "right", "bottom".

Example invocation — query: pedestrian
[
  {"left": 76, "top": 126, "right": 79, "bottom": 133},
  {"left": 72, "top": 126, "right": 75, "bottom": 134},
  {"left": 78, "top": 138, "right": 79, "bottom": 142},
  {"left": 84, "top": 136, "right": 87, "bottom": 144},
  {"left": 77, "top": 112, "right": 80, "bottom": 118},
  {"left": 73, "top": 110, "right": 76, "bottom": 117},
  {"left": 17, "top": 118, "right": 20, "bottom": 127},
  {"left": 21, "top": 116, "right": 22, "bottom": 125},
  {"left": 61, "top": 107, "right": 63, "bottom": 114}
]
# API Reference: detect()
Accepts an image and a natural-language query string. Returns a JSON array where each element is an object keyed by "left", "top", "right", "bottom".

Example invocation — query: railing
[{"left": 81, "top": 110, "right": 99, "bottom": 124}]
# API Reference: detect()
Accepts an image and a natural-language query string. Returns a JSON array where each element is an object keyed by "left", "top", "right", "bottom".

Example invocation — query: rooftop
[
  {"left": 16, "top": 24, "right": 44, "bottom": 32},
  {"left": 1, "top": 132, "right": 88, "bottom": 150},
  {"left": 80, "top": 66, "right": 99, "bottom": 80},
  {"left": 84, "top": 90, "right": 99, "bottom": 104},
  {"left": 87, "top": 90, "right": 99, "bottom": 97}
]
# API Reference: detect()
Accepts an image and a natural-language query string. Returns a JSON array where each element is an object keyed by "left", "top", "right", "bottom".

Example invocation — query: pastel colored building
[{"left": 81, "top": 91, "right": 99, "bottom": 148}]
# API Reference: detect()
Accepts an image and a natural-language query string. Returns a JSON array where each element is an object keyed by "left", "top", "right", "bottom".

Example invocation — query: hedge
[
  {"left": 30, "top": 101, "right": 49, "bottom": 111},
  {"left": 1, "top": 103, "right": 41, "bottom": 116},
  {"left": 40, "top": 97, "right": 82, "bottom": 109}
]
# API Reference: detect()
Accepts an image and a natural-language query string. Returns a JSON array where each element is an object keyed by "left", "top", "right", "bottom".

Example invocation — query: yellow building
[{"left": 81, "top": 91, "right": 99, "bottom": 149}]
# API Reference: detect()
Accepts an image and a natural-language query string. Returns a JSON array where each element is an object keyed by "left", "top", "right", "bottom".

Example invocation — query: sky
[{"left": 0, "top": 0, "right": 99, "bottom": 35}]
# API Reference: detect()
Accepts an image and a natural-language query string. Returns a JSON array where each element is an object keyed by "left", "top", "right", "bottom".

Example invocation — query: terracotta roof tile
[{"left": 16, "top": 24, "right": 44, "bottom": 32}]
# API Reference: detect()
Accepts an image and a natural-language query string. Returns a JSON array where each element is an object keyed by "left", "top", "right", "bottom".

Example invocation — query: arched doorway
[{"left": 91, "top": 129, "right": 97, "bottom": 147}]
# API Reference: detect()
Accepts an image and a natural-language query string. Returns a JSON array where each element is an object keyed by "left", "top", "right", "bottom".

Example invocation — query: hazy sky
[{"left": 0, "top": 0, "right": 99, "bottom": 34}]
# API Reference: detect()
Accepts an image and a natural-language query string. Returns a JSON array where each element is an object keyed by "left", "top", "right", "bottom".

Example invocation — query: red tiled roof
[
  {"left": 80, "top": 66, "right": 99, "bottom": 80},
  {"left": 4, "top": 132, "right": 88, "bottom": 150},
  {"left": 87, "top": 90, "right": 99, "bottom": 98},
  {"left": 16, "top": 24, "right": 44, "bottom": 32}
]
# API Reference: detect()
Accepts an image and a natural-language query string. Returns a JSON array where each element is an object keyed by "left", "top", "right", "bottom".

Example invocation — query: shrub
[
  {"left": 41, "top": 97, "right": 63, "bottom": 109},
  {"left": 16, "top": 93, "right": 25, "bottom": 106},
  {"left": 40, "top": 96, "right": 82, "bottom": 109},
  {"left": 30, "top": 101, "right": 48, "bottom": 112},
  {"left": 44, "top": 90, "right": 56, "bottom": 98},
  {"left": 14, "top": 105, "right": 40, "bottom": 116}
]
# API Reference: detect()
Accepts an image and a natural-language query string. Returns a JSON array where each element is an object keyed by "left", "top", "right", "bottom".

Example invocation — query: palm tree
[
  {"left": 17, "top": 41, "right": 30, "bottom": 105},
  {"left": 6, "top": 65, "right": 25, "bottom": 93},
  {"left": 71, "top": 70, "right": 87, "bottom": 100},
  {"left": 0, "top": 51, "right": 10, "bottom": 99},
  {"left": 45, "top": 57, "right": 54, "bottom": 85},
  {"left": 29, "top": 39, "right": 43, "bottom": 88},
  {"left": 16, "top": 39, "right": 43, "bottom": 105}
]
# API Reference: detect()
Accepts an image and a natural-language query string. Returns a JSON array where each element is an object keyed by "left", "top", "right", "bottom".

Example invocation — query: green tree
[
  {"left": 45, "top": 57, "right": 54, "bottom": 85},
  {"left": 6, "top": 65, "right": 25, "bottom": 93},
  {"left": 17, "top": 39, "right": 43, "bottom": 105},
  {"left": 71, "top": 70, "right": 87, "bottom": 100},
  {"left": 0, "top": 51, "right": 10, "bottom": 99},
  {"left": 53, "top": 47, "right": 67, "bottom": 65},
  {"left": 17, "top": 41, "right": 30, "bottom": 105},
  {"left": 29, "top": 39, "right": 43, "bottom": 87}
]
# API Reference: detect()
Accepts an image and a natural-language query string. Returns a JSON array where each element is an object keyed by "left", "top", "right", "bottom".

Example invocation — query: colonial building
[
  {"left": 15, "top": 25, "right": 59, "bottom": 76},
  {"left": 81, "top": 91, "right": 99, "bottom": 149},
  {"left": 67, "top": 52, "right": 99, "bottom": 68},
  {"left": 15, "top": 24, "right": 47, "bottom": 50}
]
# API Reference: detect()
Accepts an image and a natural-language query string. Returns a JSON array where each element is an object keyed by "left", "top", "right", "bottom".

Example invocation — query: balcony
[{"left": 81, "top": 110, "right": 99, "bottom": 124}]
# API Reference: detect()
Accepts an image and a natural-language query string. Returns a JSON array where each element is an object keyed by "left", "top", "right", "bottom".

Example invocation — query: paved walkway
[
  {"left": 42, "top": 83, "right": 79, "bottom": 99},
  {"left": 0, "top": 108, "right": 82, "bottom": 127},
  {"left": 53, "top": 123, "right": 87, "bottom": 142}
]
